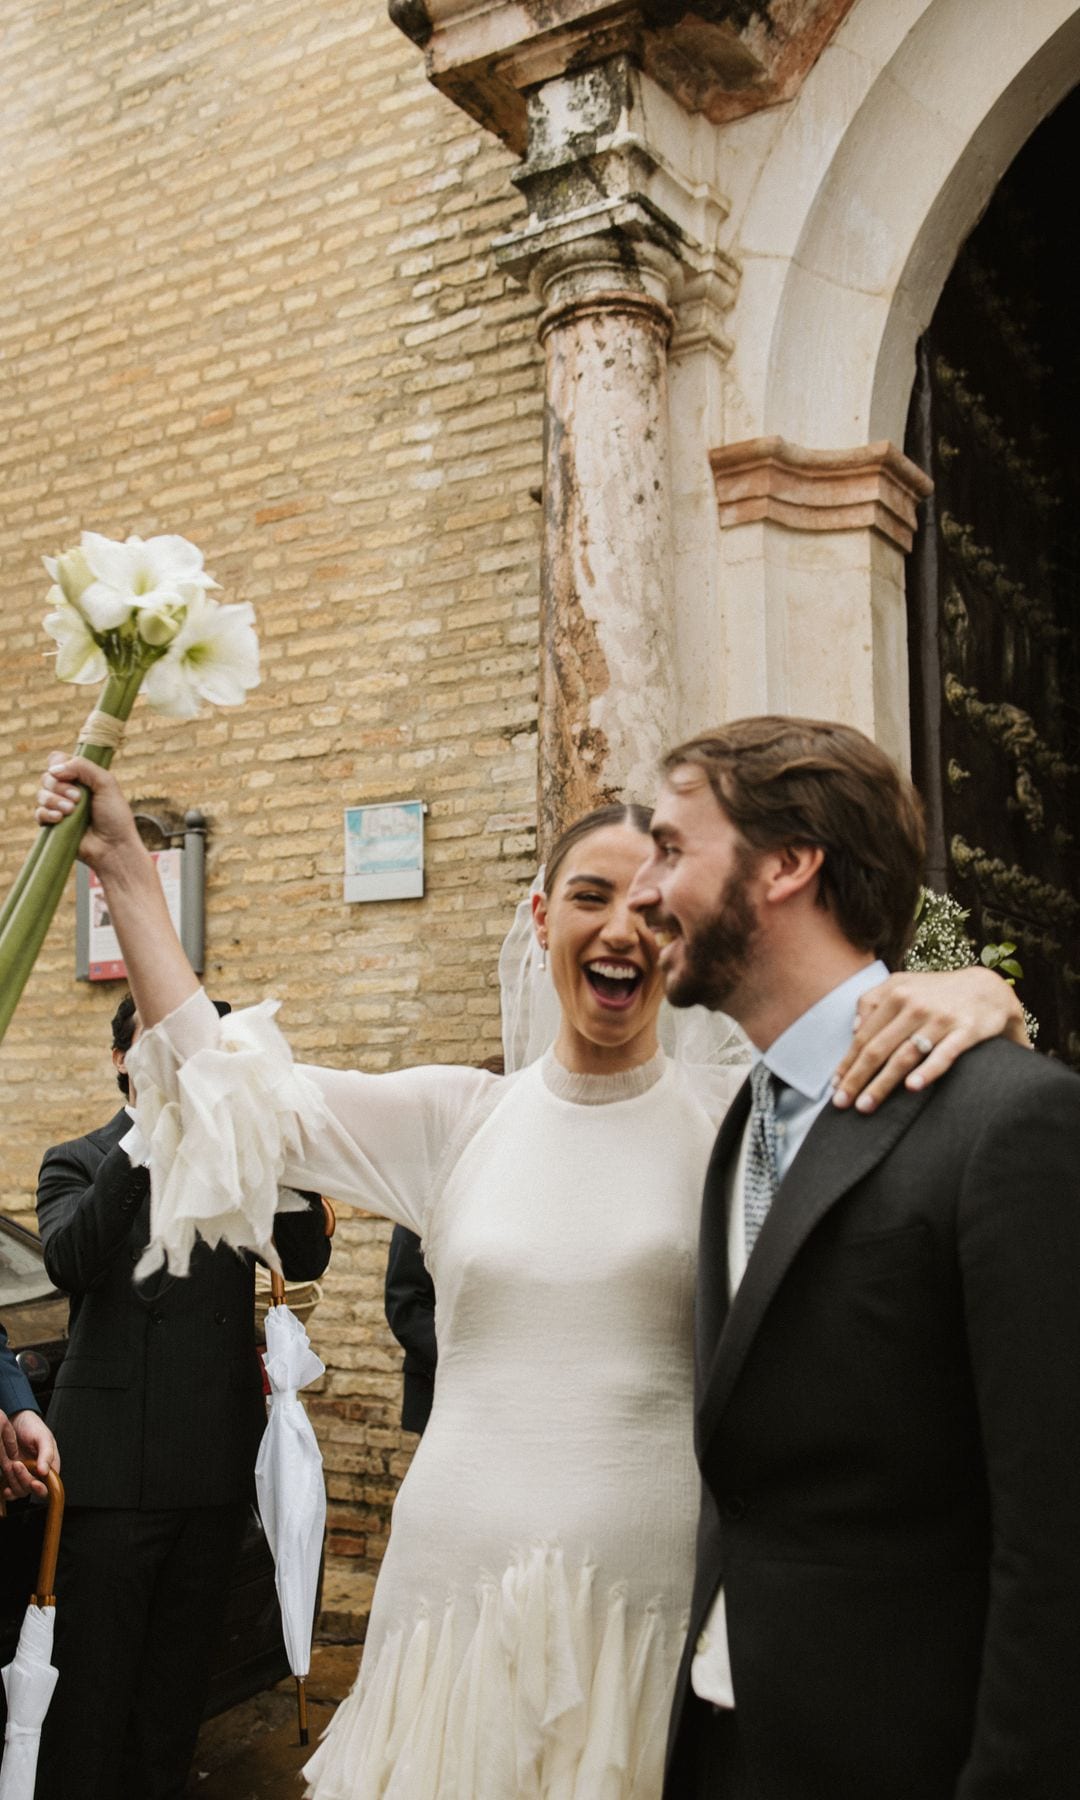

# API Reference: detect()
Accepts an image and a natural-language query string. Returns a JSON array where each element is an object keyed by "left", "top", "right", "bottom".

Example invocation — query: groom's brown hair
[{"left": 662, "top": 716, "right": 925, "bottom": 970}]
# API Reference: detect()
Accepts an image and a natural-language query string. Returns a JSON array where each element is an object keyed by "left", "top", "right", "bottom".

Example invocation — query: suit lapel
[
  {"left": 95, "top": 1109, "right": 132, "bottom": 1148},
  {"left": 93, "top": 1109, "right": 161, "bottom": 1283},
  {"left": 697, "top": 1082, "right": 934, "bottom": 1456},
  {"left": 695, "top": 1077, "right": 751, "bottom": 1389}
]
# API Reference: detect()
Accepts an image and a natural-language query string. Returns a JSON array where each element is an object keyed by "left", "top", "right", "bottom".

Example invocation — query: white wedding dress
[{"left": 128, "top": 991, "right": 741, "bottom": 1800}]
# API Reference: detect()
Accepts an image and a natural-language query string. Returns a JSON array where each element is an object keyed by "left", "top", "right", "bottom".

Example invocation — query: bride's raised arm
[{"left": 35, "top": 755, "right": 495, "bottom": 1266}]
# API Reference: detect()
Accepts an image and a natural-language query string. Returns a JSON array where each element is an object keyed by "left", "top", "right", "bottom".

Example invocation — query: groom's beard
[{"left": 663, "top": 849, "right": 761, "bottom": 1013}]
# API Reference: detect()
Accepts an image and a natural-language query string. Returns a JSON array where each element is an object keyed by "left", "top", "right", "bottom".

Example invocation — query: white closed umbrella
[
  {"left": 0, "top": 1468, "right": 63, "bottom": 1800},
  {"left": 255, "top": 1290, "right": 326, "bottom": 1745}
]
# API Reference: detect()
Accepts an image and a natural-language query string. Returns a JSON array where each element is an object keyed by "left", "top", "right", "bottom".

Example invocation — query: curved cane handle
[
  {"left": 269, "top": 1195, "right": 337, "bottom": 1310},
  {"left": 22, "top": 1462, "right": 65, "bottom": 1605}
]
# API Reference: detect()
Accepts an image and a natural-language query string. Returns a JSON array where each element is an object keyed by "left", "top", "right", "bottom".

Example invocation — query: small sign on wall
[
  {"left": 78, "top": 851, "right": 183, "bottom": 981},
  {"left": 344, "top": 801, "right": 426, "bottom": 903},
  {"left": 76, "top": 810, "right": 207, "bottom": 980}
]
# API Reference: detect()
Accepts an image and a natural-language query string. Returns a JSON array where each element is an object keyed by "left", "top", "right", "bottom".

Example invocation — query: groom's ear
[{"left": 760, "top": 843, "right": 824, "bottom": 908}]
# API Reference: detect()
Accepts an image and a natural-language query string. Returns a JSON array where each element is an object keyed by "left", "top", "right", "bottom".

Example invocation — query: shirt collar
[{"left": 754, "top": 961, "right": 890, "bottom": 1103}]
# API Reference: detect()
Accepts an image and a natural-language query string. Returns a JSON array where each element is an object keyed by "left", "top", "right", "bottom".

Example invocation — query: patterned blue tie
[{"left": 744, "top": 1061, "right": 781, "bottom": 1256}]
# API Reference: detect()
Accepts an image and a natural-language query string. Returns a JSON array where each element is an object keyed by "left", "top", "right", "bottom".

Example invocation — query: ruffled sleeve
[{"left": 127, "top": 988, "right": 494, "bottom": 1279}]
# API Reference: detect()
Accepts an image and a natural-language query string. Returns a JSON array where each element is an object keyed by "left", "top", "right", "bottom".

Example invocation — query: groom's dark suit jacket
[
  {"left": 37, "top": 1108, "right": 330, "bottom": 1507},
  {"left": 665, "top": 1039, "right": 1080, "bottom": 1800}
]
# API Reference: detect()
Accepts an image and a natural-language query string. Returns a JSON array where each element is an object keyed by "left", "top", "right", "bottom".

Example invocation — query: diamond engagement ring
[{"left": 909, "top": 1033, "right": 935, "bottom": 1057}]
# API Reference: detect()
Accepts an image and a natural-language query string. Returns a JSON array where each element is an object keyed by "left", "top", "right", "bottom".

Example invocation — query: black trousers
[
  {"left": 673, "top": 1694, "right": 755, "bottom": 1799},
  {"left": 34, "top": 1502, "right": 247, "bottom": 1800}
]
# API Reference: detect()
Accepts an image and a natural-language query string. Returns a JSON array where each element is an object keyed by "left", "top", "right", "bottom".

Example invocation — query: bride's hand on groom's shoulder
[{"left": 832, "top": 965, "right": 1028, "bottom": 1115}]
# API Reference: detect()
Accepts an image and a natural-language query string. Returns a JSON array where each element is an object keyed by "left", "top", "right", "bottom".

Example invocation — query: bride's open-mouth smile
[{"left": 582, "top": 959, "right": 646, "bottom": 1010}]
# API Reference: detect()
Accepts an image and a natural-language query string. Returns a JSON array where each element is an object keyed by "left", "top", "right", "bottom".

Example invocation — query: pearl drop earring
[{"left": 538, "top": 941, "right": 547, "bottom": 972}]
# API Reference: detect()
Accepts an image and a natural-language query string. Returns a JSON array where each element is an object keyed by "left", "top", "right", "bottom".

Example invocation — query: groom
[{"left": 629, "top": 716, "right": 1080, "bottom": 1800}]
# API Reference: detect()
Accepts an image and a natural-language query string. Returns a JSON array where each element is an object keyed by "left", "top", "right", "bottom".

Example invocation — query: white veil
[{"left": 498, "top": 871, "right": 749, "bottom": 1108}]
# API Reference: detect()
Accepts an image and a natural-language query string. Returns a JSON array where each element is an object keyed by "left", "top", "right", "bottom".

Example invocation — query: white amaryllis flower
[
  {"left": 43, "top": 548, "right": 95, "bottom": 613},
  {"left": 142, "top": 597, "right": 260, "bottom": 718},
  {"left": 43, "top": 595, "right": 108, "bottom": 684},
  {"left": 135, "top": 598, "right": 187, "bottom": 648},
  {"left": 77, "top": 532, "right": 216, "bottom": 634}
]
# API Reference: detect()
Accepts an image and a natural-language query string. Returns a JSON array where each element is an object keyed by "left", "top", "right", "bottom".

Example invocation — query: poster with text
[{"left": 88, "top": 850, "right": 183, "bottom": 980}]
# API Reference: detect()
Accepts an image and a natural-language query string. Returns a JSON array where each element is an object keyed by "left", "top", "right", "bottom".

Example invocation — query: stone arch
[{"left": 742, "top": 0, "right": 1080, "bottom": 450}]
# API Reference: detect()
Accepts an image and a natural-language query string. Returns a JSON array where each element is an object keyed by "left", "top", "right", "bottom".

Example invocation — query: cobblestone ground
[{"left": 184, "top": 1644, "right": 360, "bottom": 1800}]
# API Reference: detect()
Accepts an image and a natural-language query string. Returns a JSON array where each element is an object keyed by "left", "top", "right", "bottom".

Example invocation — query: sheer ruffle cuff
[{"left": 128, "top": 989, "right": 327, "bottom": 1278}]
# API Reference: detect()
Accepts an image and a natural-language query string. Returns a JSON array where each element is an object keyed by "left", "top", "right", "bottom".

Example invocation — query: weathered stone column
[
  {"left": 532, "top": 239, "right": 678, "bottom": 846},
  {"left": 496, "top": 57, "right": 735, "bottom": 847}
]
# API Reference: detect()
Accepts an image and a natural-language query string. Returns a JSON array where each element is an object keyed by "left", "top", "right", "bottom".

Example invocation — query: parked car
[{"left": 0, "top": 1212, "right": 293, "bottom": 1716}]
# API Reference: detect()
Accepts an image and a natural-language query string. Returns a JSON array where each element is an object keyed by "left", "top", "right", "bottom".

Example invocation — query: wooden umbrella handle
[
  {"left": 269, "top": 1196, "right": 337, "bottom": 1308},
  {"left": 22, "top": 1462, "right": 65, "bottom": 1605}
]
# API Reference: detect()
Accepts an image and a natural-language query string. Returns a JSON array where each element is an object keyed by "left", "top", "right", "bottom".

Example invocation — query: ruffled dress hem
[{"left": 301, "top": 1543, "right": 681, "bottom": 1800}]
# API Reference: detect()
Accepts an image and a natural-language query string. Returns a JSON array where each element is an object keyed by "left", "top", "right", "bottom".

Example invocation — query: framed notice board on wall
[
  {"left": 74, "top": 809, "right": 207, "bottom": 980},
  {"left": 344, "top": 800, "right": 426, "bottom": 903}
]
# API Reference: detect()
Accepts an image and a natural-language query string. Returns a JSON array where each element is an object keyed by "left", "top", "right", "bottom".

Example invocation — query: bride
[{"left": 35, "top": 760, "right": 1020, "bottom": 1800}]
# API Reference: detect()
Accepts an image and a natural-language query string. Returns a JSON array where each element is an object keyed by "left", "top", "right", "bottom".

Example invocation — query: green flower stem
[
  {"left": 0, "top": 822, "right": 49, "bottom": 941},
  {"left": 0, "top": 663, "right": 147, "bottom": 1047}
]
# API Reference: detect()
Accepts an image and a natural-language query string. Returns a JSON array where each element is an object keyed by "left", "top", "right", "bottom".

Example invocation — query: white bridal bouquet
[{"left": 0, "top": 532, "right": 258, "bottom": 1043}]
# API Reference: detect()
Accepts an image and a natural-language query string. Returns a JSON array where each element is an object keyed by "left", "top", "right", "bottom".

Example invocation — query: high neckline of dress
[{"left": 541, "top": 1046, "right": 667, "bottom": 1105}]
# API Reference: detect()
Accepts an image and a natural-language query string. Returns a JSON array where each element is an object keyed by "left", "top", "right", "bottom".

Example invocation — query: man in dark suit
[
  {"left": 0, "top": 1321, "right": 57, "bottom": 1501},
  {"left": 33, "top": 994, "right": 332, "bottom": 1800},
  {"left": 629, "top": 716, "right": 1080, "bottom": 1800},
  {"left": 384, "top": 1225, "right": 437, "bottom": 1435}
]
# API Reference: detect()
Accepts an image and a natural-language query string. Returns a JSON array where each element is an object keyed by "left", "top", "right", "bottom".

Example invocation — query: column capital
[
  {"left": 538, "top": 279, "right": 675, "bottom": 349},
  {"left": 710, "top": 437, "right": 934, "bottom": 552},
  {"left": 520, "top": 227, "right": 681, "bottom": 331},
  {"left": 494, "top": 56, "right": 738, "bottom": 345}
]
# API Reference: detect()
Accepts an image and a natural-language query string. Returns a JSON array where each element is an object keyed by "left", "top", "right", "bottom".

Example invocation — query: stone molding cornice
[
  {"left": 709, "top": 438, "right": 934, "bottom": 552},
  {"left": 389, "top": 0, "right": 859, "bottom": 152},
  {"left": 669, "top": 268, "right": 733, "bottom": 361},
  {"left": 512, "top": 125, "right": 731, "bottom": 265},
  {"left": 496, "top": 195, "right": 683, "bottom": 293}
]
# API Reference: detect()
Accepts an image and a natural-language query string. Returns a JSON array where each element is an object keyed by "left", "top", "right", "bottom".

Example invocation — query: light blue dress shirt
[{"left": 754, "top": 959, "right": 891, "bottom": 1180}]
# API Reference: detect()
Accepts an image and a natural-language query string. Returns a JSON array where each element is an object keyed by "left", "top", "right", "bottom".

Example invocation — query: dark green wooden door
[{"left": 906, "top": 93, "right": 1080, "bottom": 1064}]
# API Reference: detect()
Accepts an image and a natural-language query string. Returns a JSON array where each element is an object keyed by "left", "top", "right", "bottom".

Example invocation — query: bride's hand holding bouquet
[
  {"left": 34, "top": 752, "right": 201, "bottom": 1031},
  {"left": 0, "top": 531, "right": 257, "bottom": 1043}
]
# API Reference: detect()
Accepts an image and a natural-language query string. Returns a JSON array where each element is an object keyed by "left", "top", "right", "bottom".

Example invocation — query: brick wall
[{"left": 0, "top": 0, "right": 542, "bottom": 1629}]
